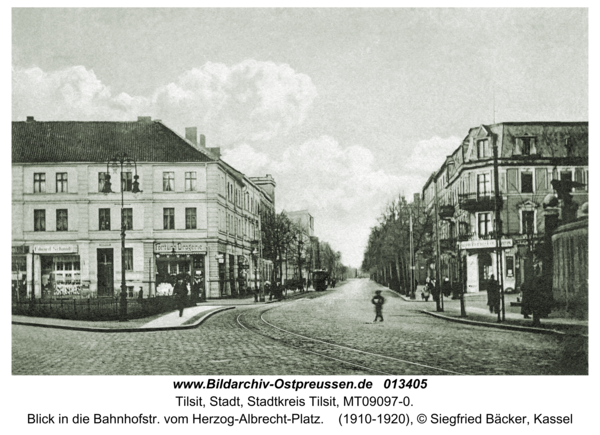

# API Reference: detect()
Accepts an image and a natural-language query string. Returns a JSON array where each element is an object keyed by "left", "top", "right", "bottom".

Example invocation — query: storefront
[
  {"left": 31, "top": 244, "right": 81, "bottom": 299},
  {"left": 460, "top": 239, "right": 513, "bottom": 293},
  {"left": 154, "top": 242, "right": 206, "bottom": 297},
  {"left": 12, "top": 245, "right": 29, "bottom": 301}
]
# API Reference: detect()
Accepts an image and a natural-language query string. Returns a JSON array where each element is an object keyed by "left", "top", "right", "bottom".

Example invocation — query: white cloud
[
  {"left": 405, "top": 135, "right": 462, "bottom": 175},
  {"left": 223, "top": 136, "right": 407, "bottom": 268},
  {"left": 12, "top": 61, "right": 318, "bottom": 144}
]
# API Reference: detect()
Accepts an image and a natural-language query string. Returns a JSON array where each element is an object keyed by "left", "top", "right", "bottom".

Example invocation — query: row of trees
[
  {"left": 260, "top": 209, "right": 349, "bottom": 284},
  {"left": 361, "top": 195, "right": 433, "bottom": 293}
]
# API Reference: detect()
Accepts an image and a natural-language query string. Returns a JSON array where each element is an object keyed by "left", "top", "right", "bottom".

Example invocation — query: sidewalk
[
  {"left": 11, "top": 287, "right": 317, "bottom": 333},
  {"left": 395, "top": 290, "right": 588, "bottom": 336}
]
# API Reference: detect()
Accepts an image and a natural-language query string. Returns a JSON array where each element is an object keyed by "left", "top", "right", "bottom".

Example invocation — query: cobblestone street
[{"left": 12, "top": 279, "right": 583, "bottom": 375}]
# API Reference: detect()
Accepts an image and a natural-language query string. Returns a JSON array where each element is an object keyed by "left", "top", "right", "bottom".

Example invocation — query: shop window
[
  {"left": 56, "top": 209, "right": 68, "bottom": 231},
  {"left": 478, "top": 213, "right": 491, "bottom": 237},
  {"left": 99, "top": 208, "right": 111, "bottom": 231},
  {"left": 163, "top": 172, "right": 175, "bottom": 191},
  {"left": 186, "top": 208, "right": 197, "bottom": 229},
  {"left": 185, "top": 172, "right": 197, "bottom": 191},
  {"left": 521, "top": 172, "right": 533, "bottom": 193},
  {"left": 56, "top": 172, "right": 68, "bottom": 193},
  {"left": 34, "top": 173, "right": 46, "bottom": 193},
  {"left": 51, "top": 256, "right": 81, "bottom": 296},
  {"left": 34, "top": 209, "right": 46, "bottom": 232},
  {"left": 121, "top": 172, "right": 133, "bottom": 192},
  {"left": 124, "top": 248, "right": 133, "bottom": 271},
  {"left": 522, "top": 211, "right": 535, "bottom": 235},
  {"left": 122, "top": 208, "right": 133, "bottom": 231},
  {"left": 506, "top": 256, "right": 514, "bottom": 277},
  {"left": 163, "top": 208, "right": 175, "bottom": 229}
]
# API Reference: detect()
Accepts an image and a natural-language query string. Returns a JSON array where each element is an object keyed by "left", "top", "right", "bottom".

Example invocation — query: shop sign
[
  {"left": 12, "top": 246, "right": 29, "bottom": 255},
  {"left": 460, "top": 239, "right": 513, "bottom": 250},
  {"left": 33, "top": 244, "right": 79, "bottom": 254},
  {"left": 154, "top": 242, "right": 207, "bottom": 254}
]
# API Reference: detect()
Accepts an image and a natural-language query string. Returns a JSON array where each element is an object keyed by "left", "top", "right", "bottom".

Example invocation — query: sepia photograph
[{"left": 11, "top": 7, "right": 589, "bottom": 382}]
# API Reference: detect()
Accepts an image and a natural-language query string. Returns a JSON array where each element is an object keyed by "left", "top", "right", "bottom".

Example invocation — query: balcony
[{"left": 458, "top": 192, "right": 502, "bottom": 212}]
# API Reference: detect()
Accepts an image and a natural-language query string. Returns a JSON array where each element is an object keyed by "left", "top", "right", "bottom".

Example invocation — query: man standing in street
[
  {"left": 372, "top": 290, "right": 385, "bottom": 322},
  {"left": 173, "top": 275, "right": 188, "bottom": 317}
]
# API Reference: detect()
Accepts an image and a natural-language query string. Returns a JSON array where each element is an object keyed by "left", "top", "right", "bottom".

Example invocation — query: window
[
  {"left": 561, "top": 170, "right": 572, "bottom": 182},
  {"left": 56, "top": 209, "right": 68, "bottom": 231},
  {"left": 522, "top": 211, "right": 535, "bottom": 235},
  {"left": 478, "top": 213, "right": 491, "bottom": 237},
  {"left": 122, "top": 208, "right": 133, "bottom": 231},
  {"left": 34, "top": 173, "right": 46, "bottom": 193},
  {"left": 520, "top": 137, "right": 535, "bottom": 156},
  {"left": 99, "top": 208, "right": 111, "bottom": 231},
  {"left": 186, "top": 208, "right": 197, "bottom": 229},
  {"left": 506, "top": 256, "right": 514, "bottom": 277},
  {"left": 163, "top": 208, "right": 175, "bottom": 230},
  {"left": 124, "top": 248, "right": 133, "bottom": 271},
  {"left": 163, "top": 172, "right": 175, "bottom": 191},
  {"left": 56, "top": 173, "right": 68, "bottom": 193},
  {"left": 34, "top": 210, "right": 45, "bottom": 232},
  {"left": 185, "top": 172, "right": 197, "bottom": 191},
  {"left": 521, "top": 172, "right": 533, "bottom": 193},
  {"left": 477, "top": 139, "right": 489, "bottom": 159},
  {"left": 477, "top": 173, "right": 491, "bottom": 197},
  {"left": 98, "top": 172, "right": 108, "bottom": 192},
  {"left": 121, "top": 172, "right": 132, "bottom": 192}
]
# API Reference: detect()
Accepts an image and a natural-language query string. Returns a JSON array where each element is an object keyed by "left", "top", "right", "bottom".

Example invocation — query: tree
[{"left": 260, "top": 209, "right": 295, "bottom": 283}]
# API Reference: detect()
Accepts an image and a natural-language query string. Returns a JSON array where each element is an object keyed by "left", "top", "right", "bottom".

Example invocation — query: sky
[{"left": 11, "top": 8, "right": 588, "bottom": 268}]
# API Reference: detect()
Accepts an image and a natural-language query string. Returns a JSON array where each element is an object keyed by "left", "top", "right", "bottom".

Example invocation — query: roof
[{"left": 12, "top": 119, "right": 215, "bottom": 164}]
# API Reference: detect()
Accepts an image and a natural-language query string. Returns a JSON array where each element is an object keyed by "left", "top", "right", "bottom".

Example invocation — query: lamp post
[
  {"left": 102, "top": 152, "right": 141, "bottom": 321},
  {"left": 293, "top": 234, "right": 305, "bottom": 291}
]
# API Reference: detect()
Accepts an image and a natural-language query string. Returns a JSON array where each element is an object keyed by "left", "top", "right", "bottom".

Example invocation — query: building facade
[
  {"left": 11, "top": 117, "right": 275, "bottom": 301},
  {"left": 422, "top": 122, "right": 588, "bottom": 294}
]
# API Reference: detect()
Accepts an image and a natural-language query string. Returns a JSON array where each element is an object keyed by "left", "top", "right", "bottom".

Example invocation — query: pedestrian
[
  {"left": 173, "top": 275, "right": 188, "bottom": 317},
  {"left": 520, "top": 277, "right": 533, "bottom": 319},
  {"left": 421, "top": 283, "right": 430, "bottom": 302},
  {"left": 138, "top": 286, "right": 143, "bottom": 300},
  {"left": 487, "top": 274, "right": 500, "bottom": 314},
  {"left": 442, "top": 277, "right": 451, "bottom": 297},
  {"left": 372, "top": 290, "right": 385, "bottom": 322}
]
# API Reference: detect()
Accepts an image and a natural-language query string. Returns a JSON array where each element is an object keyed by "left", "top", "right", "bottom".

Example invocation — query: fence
[{"left": 12, "top": 296, "right": 177, "bottom": 321}]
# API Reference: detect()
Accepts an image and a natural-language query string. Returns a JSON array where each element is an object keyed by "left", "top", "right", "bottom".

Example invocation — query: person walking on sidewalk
[
  {"left": 421, "top": 283, "right": 430, "bottom": 301},
  {"left": 173, "top": 276, "right": 188, "bottom": 317},
  {"left": 372, "top": 290, "right": 385, "bottom": 322},
  {"left": 487, "top": 274, "right": 500, "bottom": 314}
]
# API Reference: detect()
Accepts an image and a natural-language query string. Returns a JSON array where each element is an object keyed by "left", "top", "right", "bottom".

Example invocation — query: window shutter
[
  {"left": 507, "top": 168, "right": 518, "bottom": 192},
  {"left": 535, "top": 168, "right": 547, "bottom": 191}
]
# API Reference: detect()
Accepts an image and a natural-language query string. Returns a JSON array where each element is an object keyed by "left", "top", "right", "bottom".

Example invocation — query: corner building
[
  {"left": 422, "top": 122, "right": 588, "bottom": 293},
  {"left": 12, "top": 117, "right": 275, "bottom": 300}
]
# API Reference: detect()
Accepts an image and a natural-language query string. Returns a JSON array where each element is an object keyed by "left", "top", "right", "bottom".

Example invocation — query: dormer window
[{"left": 515, "top": 136, "right": 537, "bottom": 156}]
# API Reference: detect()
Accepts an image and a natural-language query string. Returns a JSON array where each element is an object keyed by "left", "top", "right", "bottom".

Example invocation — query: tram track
[{"left": 236, "top": 305, "right": 468, "bottom": 376}]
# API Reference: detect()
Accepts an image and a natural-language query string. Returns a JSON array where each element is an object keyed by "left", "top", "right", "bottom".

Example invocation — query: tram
[{"left": 312, "top": 269, "right": 330, "bottom": 291}]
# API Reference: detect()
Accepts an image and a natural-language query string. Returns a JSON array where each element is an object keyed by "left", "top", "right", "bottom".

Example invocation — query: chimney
[
  {"left": 200, "top": 134, "right": 206, "bottom": 148},
  {"left": 137, "top": 116, "right": 152, "bottom": 122},
  {"left": 208, "top": 147, "right": 221, "bottom": 158},
  {"left": 185, "top": 127, "right": 198, "bottom": 145},
  {"left": 26, "top": 116, "right": 35, "bottom": 122}
]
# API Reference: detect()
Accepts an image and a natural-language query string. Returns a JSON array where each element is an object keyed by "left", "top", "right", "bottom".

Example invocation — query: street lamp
[{"left": 102, "top": 152, "right": 141, "bottom": 321}]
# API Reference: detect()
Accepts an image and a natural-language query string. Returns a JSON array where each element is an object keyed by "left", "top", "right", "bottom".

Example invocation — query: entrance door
[
  {"left": 97, "top": 248, "right": 114, "bottom": 297},
  {"left": 478, "top": 253, "right": 492, "bottom": 290}
]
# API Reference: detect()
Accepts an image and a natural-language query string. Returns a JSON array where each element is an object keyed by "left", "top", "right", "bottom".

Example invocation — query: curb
[
  {"left": 11, "top": 306, "right": 235, "bottom": 333},
  {"left": 421, "top": 310, "right": 587, "bottom": 337}
]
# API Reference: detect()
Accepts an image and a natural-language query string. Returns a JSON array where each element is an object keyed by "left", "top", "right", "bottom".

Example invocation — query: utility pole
[
  {"left": 492, "top": 141, "right": 505, "bottom": 321},
  {"left": 433, "top": 173, "right": 444, "bottom": 312}
]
